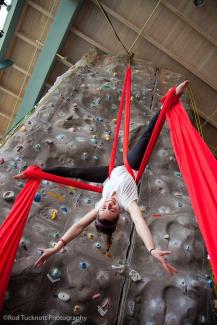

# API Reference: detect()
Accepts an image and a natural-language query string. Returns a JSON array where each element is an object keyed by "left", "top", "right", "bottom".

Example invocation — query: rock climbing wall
[{"left": 0, "top": 48, "right": 214, "bottom": 324}]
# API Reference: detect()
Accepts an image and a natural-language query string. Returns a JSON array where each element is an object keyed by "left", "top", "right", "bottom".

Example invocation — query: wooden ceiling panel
[
  {"left": 0, "top": 69, "right": 28, "bottom": 98},
  {"left": 8, "top": 38, "right": 40, "bottom": 73},
  {"left": 0, "top": 114, "right": 9, "bottom": 134},
  {"left": 101, "top": 0, "right": 159, "bottom": 27},
  {"left": 167, "top": 0, "right": 217, "bottom": 40},
  {"left": 75, "top": 1, "right": 142, "bottom": 54},
  {"left": 61, "top": 32, "right": 92, "bottom": 64},
  {"left": 0, "top": 91, "right": 17, "bottom": 117},
  {"left": 18, "top": 5, "right": 52, "bottom": 44}
]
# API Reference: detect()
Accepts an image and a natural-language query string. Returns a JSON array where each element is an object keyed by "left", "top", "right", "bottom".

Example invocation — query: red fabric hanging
[
  {"left": 0, "top": 165, "right": 103, "bottom": 311},
  {"left": 164, "top": 88, "right": 217, "bottom": 282}
]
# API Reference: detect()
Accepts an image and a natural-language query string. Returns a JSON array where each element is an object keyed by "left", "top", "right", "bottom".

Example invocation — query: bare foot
[
  {"left": 14, "top": 173, "right": 26, "bottom": 179},
  {"left": 175, "top": 80, "right": 189, "bottom": 97}
]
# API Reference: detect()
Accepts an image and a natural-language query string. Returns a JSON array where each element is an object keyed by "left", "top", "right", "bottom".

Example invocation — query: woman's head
[{"left": 95, "top": 197, "right": 120, "bottom": 252}]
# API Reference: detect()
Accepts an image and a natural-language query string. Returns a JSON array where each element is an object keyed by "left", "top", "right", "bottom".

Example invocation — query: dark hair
[{"left": 95, "top": 215, "right": 119, "bottom": 252}]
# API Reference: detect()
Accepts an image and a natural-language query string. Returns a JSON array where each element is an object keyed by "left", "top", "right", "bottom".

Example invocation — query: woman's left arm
[{"left": 128, "top": 201, "right": 178, "bottom": 276}]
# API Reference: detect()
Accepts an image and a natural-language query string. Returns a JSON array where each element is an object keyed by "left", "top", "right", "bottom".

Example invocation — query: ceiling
[{"left": 0, "top": 0, "right": 216, "bottom": 154}]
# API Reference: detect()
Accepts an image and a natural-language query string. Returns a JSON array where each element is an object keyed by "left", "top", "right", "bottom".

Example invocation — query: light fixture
[
  {"left": 0, "top": 59, "right": 13, "bottom": 70},
  {"left": 193, "top": 0, "right": 206, "bottom": 7}
]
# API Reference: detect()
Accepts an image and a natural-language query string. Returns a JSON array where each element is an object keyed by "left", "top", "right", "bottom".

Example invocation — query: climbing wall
[{"left": 0, "top": 49, "right": 214, "bottom": 324}]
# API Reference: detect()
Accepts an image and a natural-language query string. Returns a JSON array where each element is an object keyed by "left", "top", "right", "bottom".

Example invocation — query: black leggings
[{"left": 43, "top": 111, "right": 160, "bottom": 183}]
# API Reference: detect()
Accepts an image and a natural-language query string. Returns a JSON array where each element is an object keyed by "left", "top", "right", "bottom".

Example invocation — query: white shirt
[{"left": 95, "top": 166, "right": 139, "bottom": 212}]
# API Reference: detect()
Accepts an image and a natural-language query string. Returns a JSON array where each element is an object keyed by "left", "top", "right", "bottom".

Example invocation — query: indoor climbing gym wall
[{"left": 0, "top": 49, "right": 214, "bottom": 324}]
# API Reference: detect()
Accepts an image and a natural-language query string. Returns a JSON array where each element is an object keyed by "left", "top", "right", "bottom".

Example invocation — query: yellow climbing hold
[
  {"left": 47, "top": 191, "right": 65, "bottom": 202},
  {"left": 50, "top": 209, "right": 58, "bottom": 220},
  {"left": 87, "top": 232, "right": 94, "bottom": 240},
  {"left": 73, "top": 305, "right": 81, "bottom": 313}
]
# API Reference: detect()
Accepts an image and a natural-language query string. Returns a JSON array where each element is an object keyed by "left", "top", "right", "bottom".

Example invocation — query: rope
[
  {"left": 96, "top": 0, "right": 130, "bottom": 56},
  {"left": 5, "top": 0, "right": 58, "bottom": 134},
  {"left": 128, "top": 0, "right": 161, "bottom": 53},
  {"left": 188, "top": 85, "right": 203, "bottom": 138}
]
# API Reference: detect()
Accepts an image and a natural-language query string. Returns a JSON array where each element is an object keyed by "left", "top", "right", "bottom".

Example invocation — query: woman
[{"left": 15, "top": 80, "right": 189, "bottom": 276}]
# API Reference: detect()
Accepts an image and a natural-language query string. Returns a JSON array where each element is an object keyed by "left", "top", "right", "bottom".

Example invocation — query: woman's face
[{"left": 98, "top": 197, "right": 120, "bottom": 221}]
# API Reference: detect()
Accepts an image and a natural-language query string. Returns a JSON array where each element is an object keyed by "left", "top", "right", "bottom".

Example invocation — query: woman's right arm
[{"left": 35, "top": 209, "right": 97, "bottom": 267}]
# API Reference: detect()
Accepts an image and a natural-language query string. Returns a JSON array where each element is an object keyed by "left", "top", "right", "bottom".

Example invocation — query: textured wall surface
[{"left": 0, "top": 49, "right": 214, "bottom": 324}]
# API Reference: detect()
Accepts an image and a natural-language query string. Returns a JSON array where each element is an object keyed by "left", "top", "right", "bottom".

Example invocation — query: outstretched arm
[
  {"left": 128, "top": 201, "right": 178, "bottom": 276},
  {"left": 35, "top": 209, "right": 97, "bottom": 267}
]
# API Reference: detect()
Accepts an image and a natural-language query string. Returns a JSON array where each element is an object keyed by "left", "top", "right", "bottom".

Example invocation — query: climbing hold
[
  {"left": 95, "top": 242, "right": 101, "bottom": 249},
  {"left": 111, "top": 104, "right": 117, "bottom": 110},
  {"left": 3, "top": 191, "right": 15, "bottom": 202},
  {"left": 50, "top": 209, "right": 58, "bottom": 220},
  {"left": 53, "top": 232, "right": 60, "bottom": 240},
  {"left": 140, "top": 205, "right": 146, "bottom": 212},
  {"left": 90, "top": 138, "right": 97, "bottom": 144},
  {"left": 57, "top": 292, "right": 71, "bottom": 302},
  {"left": 93, "top": 155, "right": 99, "bottom": 161},
  {"left": 129, "top": 269, "right": 142, "bottom": 282},
  {"left": 35, "top": 144, "right": 41, "bottom": 151},
  {"left": 20, "top": 240, "right": 28, "bottom": 251},
  {"left": 87, "top": 232, "right": 94, "bottom": 240},
  {"left": 112, "top": 118, "right": 117, "bottom": 124},
  {"left": 18, "top": 182, "right": 24, "bottom": 189},
  {"left": 80, "top": 262, "right": 89, "bottom": 269},
  {"left": 0, "top": 158, "right": 5, "bottom": 164},
  {"left": 107, "top": 94, "right": 112, "bottom": 101},
  {"left": 102, "top": 251, "right": 112, "bottom": 258},
  {"left": 16, "top": 145, "right": 23, "bottom": 152},
  {"left": 56, "top": 134, "right": 65, "bottom": 141},
  {"left": 84, "top": 198, "right": 92, "bottom": 204},
  {"left": 34, "top": 192, "right": 41, "bottom": 202},
  {"left": 60, "top": 205, "right": 69, "bottom": 214},
  {"left": 92, "top": 293, "right": 101, "bottom": 300},
  {"left": 163, "top": 234, "right": 170, "bottom": 240},
  {"left": 97, "top": 298, "right": 109, "bottom": 317},
  {"left": 81, "top": 152, "right": 88, "bottom": 161},
  {"left": 175, "top": 171, "right": 182, "bottom": 177},
  {"left": 9, "top": 161, "right": 17, "bottom": 169},
  {"left": 73, "top": 305, "right": 81, "bottom": 313},
  {"left": 177, "top": 202, "right": 182, "bottom": 207},
  {"left": 20, "top": 126, "right": 26, "bottom": 132},
  {"left": 214, "top": 300, "right": 217, "bottom": 310},
  {"left": 47, "top": 268, "right": 61, "bottom": 283},
  {"left": 102, "top": 133, "right": 111, "bottom": 141},
  {"left": 207, "top": 279, "right": 213, "bottom": 288}
]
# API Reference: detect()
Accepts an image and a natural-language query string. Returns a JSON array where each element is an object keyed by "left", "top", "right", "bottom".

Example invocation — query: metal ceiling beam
[
  {"left": 13, "top": 0, "right": 83, "bottom": 128},
  {"left": 0, "top": 0, "right": 25, "bottom": 61}
]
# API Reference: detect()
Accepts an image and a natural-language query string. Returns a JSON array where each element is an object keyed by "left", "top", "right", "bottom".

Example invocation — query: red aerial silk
[
  {"left": 164, "top": 88, "right": 217, "bottom": 282},
  {"left": 0, "top": 67, "right": 168, "bottom": 310}
]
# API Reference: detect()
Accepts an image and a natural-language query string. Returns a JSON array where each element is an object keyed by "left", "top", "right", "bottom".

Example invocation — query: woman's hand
[
  {"left": 35, "top": 247, "right": 57, "bottom": 268},
  {"left": 14, "top": 172, "right": 26, "bottom": 179},
  {"left": 175, "top": 80, "right": 189, "bottom": 97},
  {"left": 151, "top": 249, "right": 178, "bottom": 276}
]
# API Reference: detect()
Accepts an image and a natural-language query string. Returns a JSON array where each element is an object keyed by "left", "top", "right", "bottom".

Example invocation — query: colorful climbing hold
[
  {"left": 87, "top": 232, "right": 94, "bottom": 240},
  {"left": 80, "top": 262, "right": 89, "bottom": 269},
  {"left": 34, "top": 192, "right": 41, "bottom": 202},
  {"left": 95, "top": 242, "right": 101, "bottom": 249},
  {"left": 57, "top": 292, "right": 71, "bottom": 302},
  {"left": 3, "top": 191, "right": 15, "bottom": 202},
  {"left": 50, "top": 209, "right": 58, "bottom": 220}
]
